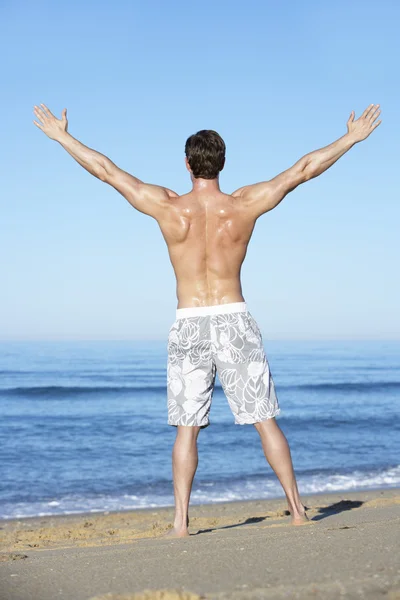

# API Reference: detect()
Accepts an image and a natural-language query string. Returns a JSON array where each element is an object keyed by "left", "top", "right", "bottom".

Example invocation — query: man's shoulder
[
  {"left": 231, "top": 186, "right": 245, "bottom": 198},
  {"left": 165, "top": 187, "right": 180, "bottom": 199}
]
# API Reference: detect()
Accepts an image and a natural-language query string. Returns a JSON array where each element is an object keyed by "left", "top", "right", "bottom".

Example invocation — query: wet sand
[{"left": 0, "top": 488, "right": 399, "bottom": 599}]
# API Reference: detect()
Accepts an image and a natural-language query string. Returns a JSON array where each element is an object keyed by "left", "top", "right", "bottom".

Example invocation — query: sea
[{"left": 0, "top": 340, "right": 399, "bottom": 520}]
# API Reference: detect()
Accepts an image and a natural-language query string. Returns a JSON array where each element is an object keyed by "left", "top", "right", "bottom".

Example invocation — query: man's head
[{"left": 185, "top": 130, "right": 226, "bottom": 180}]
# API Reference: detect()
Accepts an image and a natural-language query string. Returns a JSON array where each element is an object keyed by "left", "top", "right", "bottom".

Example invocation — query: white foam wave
[{"left": 1, "top": 465, "right": 399, "bottom": 520}]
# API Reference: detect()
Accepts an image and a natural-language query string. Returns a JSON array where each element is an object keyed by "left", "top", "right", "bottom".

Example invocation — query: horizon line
[{"left": 0, "top": 336, "right": 399, "bottom": 343}]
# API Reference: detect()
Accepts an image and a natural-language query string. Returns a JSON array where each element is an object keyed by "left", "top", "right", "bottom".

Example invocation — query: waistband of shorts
[{"left": 176, "top": 302, "right": 247, "bottom": 319}]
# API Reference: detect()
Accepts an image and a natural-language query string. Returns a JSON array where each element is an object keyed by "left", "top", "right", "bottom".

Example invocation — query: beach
[
  {"left": 1, "top": 488, "right": 399, "bottom": 599},
  {"left": 1, "top": 342, "right": 399, "bottom": 598}
]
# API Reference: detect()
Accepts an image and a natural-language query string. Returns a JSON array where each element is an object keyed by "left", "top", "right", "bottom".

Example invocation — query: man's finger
[
  {"left": 369, "top": 106, "right": 381, "bottom": 122},
  {"left": 365, "top": 104, "right": 378, "bottom": 119},
  {"left": 34, "top": 107, "right": 45, "bottom": 124},
  {"left": 33, "top": 120, "right": 44, "bottom": 130},
  {"left": 347, "top": 110, "right": 355, "bottom": 124},
  {"left": 34, "top": 105, "right": 46, "bottom": 117},
  {"left": 372, "top": 120, "right": 382, "bottom": 130},
  {"left": 361, "top": 104, "right": 374, "bottom": 119},
  {"left": 62, "top": 108, "right": 67, "bottom": 120},
  {"left": 41, "top": 103, "right": 54, "bottom": 118},
  {"left": 371, "top": 110, "right": 381, "bottom": 124}
]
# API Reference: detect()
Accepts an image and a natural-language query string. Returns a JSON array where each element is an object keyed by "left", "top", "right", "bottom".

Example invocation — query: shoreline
[
  {"left": 0, "top": 483, "right": 399, "bottom": 526},
  {"left": 1, "top": 487, "right": 399, "bottom": 552}
]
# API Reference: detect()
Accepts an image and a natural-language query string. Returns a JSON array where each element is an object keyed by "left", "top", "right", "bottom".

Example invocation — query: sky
[{"left": 1, "top": 0, "right": 399, "bottom": 340}]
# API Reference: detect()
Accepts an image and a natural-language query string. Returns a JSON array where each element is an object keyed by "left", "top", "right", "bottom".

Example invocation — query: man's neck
[{"left": 191, "top": 176, "right": 221, "bottom": 194}]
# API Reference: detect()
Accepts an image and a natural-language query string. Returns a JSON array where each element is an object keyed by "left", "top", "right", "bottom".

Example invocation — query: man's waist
[{"left": 176, "top": 302, "right": 247, "bottom": 319}]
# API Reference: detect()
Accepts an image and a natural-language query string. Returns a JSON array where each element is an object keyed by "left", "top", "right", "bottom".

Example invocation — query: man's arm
[
  {"left": 233, "top": 104, "right": 381, "bottom": 218},
  {"left": 33, "top": 104, "right": 178, "bottom": 218}
]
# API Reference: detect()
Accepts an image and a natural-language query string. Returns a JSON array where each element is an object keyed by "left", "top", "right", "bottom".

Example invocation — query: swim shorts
[{"left": 167, "top": 302, "right": 280, "bottom": 427}]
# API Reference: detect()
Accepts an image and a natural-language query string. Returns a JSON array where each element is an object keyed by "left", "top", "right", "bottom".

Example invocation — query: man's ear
[{"left": 185, "top": 157, "right": 192, "bottom": 173}]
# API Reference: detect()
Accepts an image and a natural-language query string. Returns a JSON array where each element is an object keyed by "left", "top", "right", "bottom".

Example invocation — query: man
[{"left": 33, "top": 103, "right": 381, "bottom": 537}]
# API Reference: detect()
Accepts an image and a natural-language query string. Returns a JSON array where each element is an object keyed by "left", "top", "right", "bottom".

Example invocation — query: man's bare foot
[
  {"left": 291, "top": 512, "right": 310, "bottom": 525},
  {"left": 290, "top": 504, "right": 309, "bottom": 526},
  {"left": 164, "top": 526, "right": 190, "bottom": 538},
  {"left": 164, "top": 516, "right": 190, "bottom": 538}
]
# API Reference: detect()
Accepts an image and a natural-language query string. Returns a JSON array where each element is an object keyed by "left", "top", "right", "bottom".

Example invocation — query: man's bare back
[
  {"left": 33, "top": 103, "right": 381, "bottom": 311},
  {"left": 159, "top": 186, "right": 255, "bottom": 307}
]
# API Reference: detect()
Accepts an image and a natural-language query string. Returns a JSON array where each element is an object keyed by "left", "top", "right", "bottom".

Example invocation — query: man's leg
[
  {"left": 254, "top": 417, "right": 308, "bottom": 524},
  {"left": 168, "top": 425, "right": 201, "bottom": 537}
]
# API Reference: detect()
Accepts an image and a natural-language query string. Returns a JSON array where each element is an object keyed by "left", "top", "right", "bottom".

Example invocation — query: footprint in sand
[{"left": 0, "top": 553, "right": 28, "bottom": 562}]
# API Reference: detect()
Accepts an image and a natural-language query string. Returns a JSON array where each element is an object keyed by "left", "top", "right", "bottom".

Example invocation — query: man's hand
[
  {"left": 346, "top": 104, "right": 381, "bottom": 143},
  {"left": 33, "top": 104, "right": 68, "bottom": 141},
  {"left": 32, "top": 103, "right": 178, "bottom": 218},
  {"left": 234, "top": 103, "right": 382, "bottom": 218}
]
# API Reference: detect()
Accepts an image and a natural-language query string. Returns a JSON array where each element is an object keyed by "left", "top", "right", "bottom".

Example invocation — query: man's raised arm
[
  {"left": 33, "top": 104, "right": 178, "bottom": 218},
  {"left": 233, "top": 104, "right": 381, "bottom": 218}
]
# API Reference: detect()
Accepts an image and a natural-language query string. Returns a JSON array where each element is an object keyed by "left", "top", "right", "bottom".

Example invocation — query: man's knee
[
  {"left": 175, "top": 425, "right": 201, "bottom": 439},
  {"left": 254, "top": 416, "right": 277, "bottom": 433}
]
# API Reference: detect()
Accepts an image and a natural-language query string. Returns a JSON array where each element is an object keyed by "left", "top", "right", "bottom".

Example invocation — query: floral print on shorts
[{"left": 167, "top": 307, "right": 280, "bottom": 427}]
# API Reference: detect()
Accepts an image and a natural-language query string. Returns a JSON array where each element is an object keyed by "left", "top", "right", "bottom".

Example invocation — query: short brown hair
[{"left": 185, "top": 130, "right": 226, "bottom": 179}]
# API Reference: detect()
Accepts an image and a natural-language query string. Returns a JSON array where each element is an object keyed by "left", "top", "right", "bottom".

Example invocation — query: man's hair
[{"left": 185, "top": 130, "right": 226, "bottom": 179}]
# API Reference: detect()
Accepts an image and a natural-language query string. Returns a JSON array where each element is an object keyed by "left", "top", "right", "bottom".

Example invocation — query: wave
[
  {"left": 285, "top": 381, "right": 400, "bottom": 393},
  {"left": 1, "top": 380, "right": 400, "bottom": 398},
  {"left": 1, "top": 464, "right": 399, "bottom": 520},
  {"left": 0, "top": 384, "right": 168, "bottom": 397}
]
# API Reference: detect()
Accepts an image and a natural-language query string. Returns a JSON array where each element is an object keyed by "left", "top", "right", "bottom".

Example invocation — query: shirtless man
[{"left": 33, "top": 103, "right": 381, "bottom": 536}]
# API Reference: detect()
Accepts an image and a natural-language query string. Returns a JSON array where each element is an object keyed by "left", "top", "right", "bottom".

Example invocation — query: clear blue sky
[{"left": 1, "top": 0, "right": 399, "bottom": 340}]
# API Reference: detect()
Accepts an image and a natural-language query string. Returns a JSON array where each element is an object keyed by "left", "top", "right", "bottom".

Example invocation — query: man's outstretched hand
[
  {"left": 347, "top": 104, "right": 381, "bottom": 143},
  {"left": 33, "top": 104, "right": 68, "bottom": 141}
]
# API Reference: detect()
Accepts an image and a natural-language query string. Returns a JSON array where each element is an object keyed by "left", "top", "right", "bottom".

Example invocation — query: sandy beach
[{"left": 0, "top": 488, "right": 399, "bottom": 599}]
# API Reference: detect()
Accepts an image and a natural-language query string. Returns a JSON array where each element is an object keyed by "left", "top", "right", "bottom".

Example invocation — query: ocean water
[{"left": 0, "top": 340, "right": 399, "bottom": 520}]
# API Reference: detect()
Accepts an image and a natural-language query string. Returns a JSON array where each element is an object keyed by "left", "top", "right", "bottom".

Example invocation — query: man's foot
[
  {"left": 291, "top": 512, "right": 309, "bottom": 525},
  {"left": 164, "top": 526, "right": 190, "bottom": 538},
  {"left": 164, "top": 516, "right": 190, "bottom": 538},
  {"left": 290, "top": 504, "right": 309, "bottom": 526}
]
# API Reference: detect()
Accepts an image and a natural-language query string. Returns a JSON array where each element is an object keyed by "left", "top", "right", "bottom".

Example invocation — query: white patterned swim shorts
[{"left": 167, "top": 302, "right": 280, "bottom": 428}]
